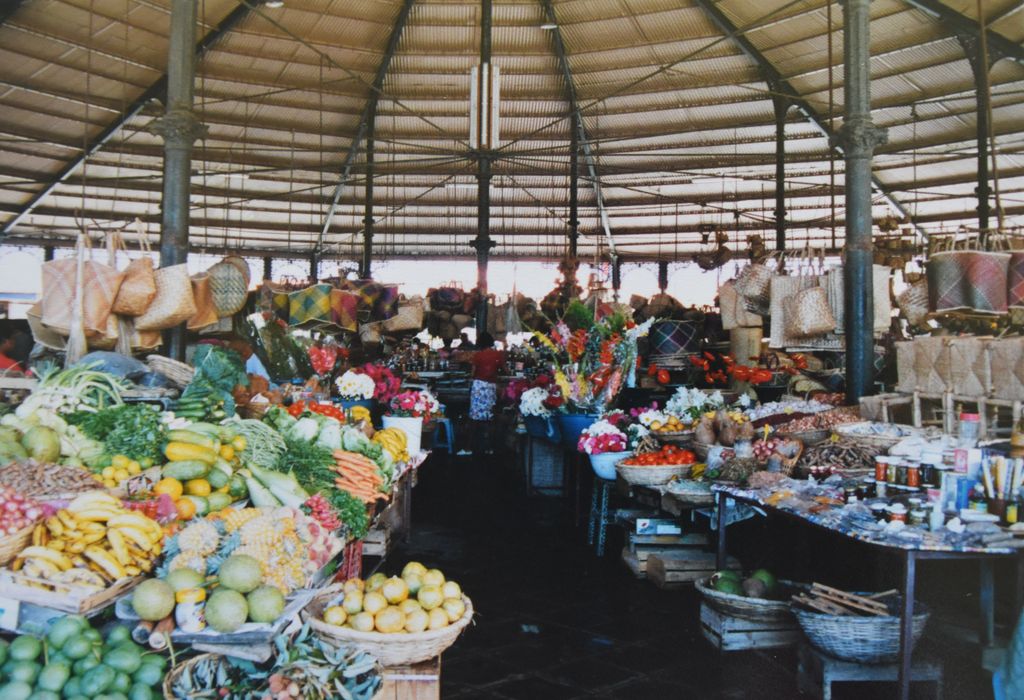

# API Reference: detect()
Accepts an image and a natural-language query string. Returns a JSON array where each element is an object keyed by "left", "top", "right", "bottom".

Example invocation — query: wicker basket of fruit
[
  {"left": 616, "top": 445, "right": 696, "bottom": 486},
  {"left": 305, "top": 566, "right": 473, "bottom": 666}
]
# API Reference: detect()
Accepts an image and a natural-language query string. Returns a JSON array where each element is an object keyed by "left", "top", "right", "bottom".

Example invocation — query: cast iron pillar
[
  {"left": 612, "top": 257, "right": 622, "bottom": 295},
  {"left": 470, "top": 0, "right": 495, "bottom": 337},
  {"left": 568, "top": 126, "right": 579, "bottom": 258},
  {"left": 959, "top": 34, "right": 996, "bottom": 237},
  {"left": 262, "top": 256, "right": 272, "bottom": 282},
  {"left": 838, "top": 0, "right": 887, "bottom": 403},
  {"left": 362, "top": 111, "right": 376, "bottom": 279},
  {"left": 43, "top": 245, "right": 55, "bottom": 262},
  {"left": 771, "top": 88, "right": 790, "bottom": 251},
  {"left": 151, "top": 0, "right": 205, "bottom": 360}
]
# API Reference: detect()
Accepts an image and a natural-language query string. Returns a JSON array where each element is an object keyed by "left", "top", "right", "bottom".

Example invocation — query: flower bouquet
[
  {"left": 382, "top": 389, "right": 442, "bottom": 457},
  {"left": 334, "top": 370, "right": 376, "bottom": 403},
  {"left": 360, "top": 363, "right": 401, "bottom": 403},
  {"left": 578, "top": 411, "right": 649, "bottom": 479}
]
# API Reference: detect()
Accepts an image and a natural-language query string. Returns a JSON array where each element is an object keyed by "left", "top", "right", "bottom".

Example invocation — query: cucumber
[
  {"left": 165, "top": 430, "right": 217, "bottom": 449},
  {"left": 161, "top": 461, "right": 210, "bottom": 481},
  {"left": 206, "top": 469, "right": 229, "bottom": 490}
]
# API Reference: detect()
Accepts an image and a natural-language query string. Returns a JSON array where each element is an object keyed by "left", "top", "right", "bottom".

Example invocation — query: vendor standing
[{"left": 467, "top": 332, "right": 505, "bottom": 455}]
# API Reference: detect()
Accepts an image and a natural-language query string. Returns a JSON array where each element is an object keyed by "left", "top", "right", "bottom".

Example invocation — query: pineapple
[
  {"left": 176, "top": 520, "right": 221, "bottom": 556},
  {"left": 169, "top": 552, "right": 207, "bottom": 574},
  {"left": 222, "top": 507, "right": 262, "bottom": 534}
]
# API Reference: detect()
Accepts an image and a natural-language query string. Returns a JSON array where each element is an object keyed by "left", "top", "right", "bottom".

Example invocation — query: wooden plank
[
  {"left": 647, "top": 552, "right": 739, "bottom": 589},
  {"left": 378, "top": 657, "right": 441, "bottom": 700},
  {"left": 621, "top": 548, "right": 645, "bottom": 578},
  {"left": 0, "top": 572, "right": 142, "bottom": 614}
]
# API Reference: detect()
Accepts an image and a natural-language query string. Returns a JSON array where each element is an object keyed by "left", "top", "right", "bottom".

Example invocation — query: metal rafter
[
  {"left": 0, "top": 1, "right": 253, "bottom": 238},
  {"left": 315, "top": 0, "right": 416, "bottom": 261},
  {"left": 0, "top": 1, "right": 29, "bottom": 26},
  {"left": 540, "top": 0, "right": 617, "bottom": 260},
  {"left": 903, "top": 0, "right": 1024, "bottom": 65},
  {"left": 692, "top": 0, "right": 926, "bottom": 238}
]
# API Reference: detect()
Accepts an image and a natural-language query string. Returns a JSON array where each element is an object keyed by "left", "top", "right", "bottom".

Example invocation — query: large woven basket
[
  {"left": 616, "top": 463, "right": 691, "bottom": 487},
  {"left": 834, "top": 422, "right": 916, "bottom": 452},
  {"left": 693, "top": 441, "right": 713, "bottom": 461},
  {"left": 0, "top": 523, "right": 35, "bottom": 567},
  {"left": 793, "top": 602, "right": 929, "bottom": 664},
  {"left": 207, "top": 258, "right": 251, "bottom": 316},
  {"left": 146, "top": 355, "right": 195, "bottom": 388},
  {"left": 305, "top": 584, "right": 473, "bottom": 666},
  {"left": 654, "top": 430, "right": 695, "bottom": 445},
  {"left": 696, "top": 577, "right": 806, "bottom": 623}
]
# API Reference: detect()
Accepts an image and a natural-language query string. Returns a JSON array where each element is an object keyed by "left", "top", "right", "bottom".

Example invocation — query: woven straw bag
[
  {"left": 782, "top": 285, "right": 835, "bottom": 338},
  {"left": 946, "top": 336, "right": 991, "bottom": 397},
  {"left": 41, "top": 235, "right": 125, "bottom": 336},
  {"left": 872, "top": 265, "right": 893, "bottom": 334},
  {"left": 330, "top": 289, "right": 359, "bottom": 332},
  {"left": 289, "top": 284, "right": 333, "bottom": 327},
  {"left": 825, "top": 267, "right": 844, "bottom": 333},
  {"left": 895, "top": 341, "right": 916, "bottom": 394},
  {"left": 897, "top": 278, "right": 930, "bottom": 326},
  {"left": 719, "top": 280, "right": 761, "bottom": 330},
  {"left": 187, "top": 273, "right": 219, "bottom": 330},
  {"left": 134, "top": 263, "right": 197, "bottom": 331},
  {"left": 373, "top": 284, "right": 400, "bottom": 321},
  {"left": 26, "top": 302, "right": 66, "bottom": 350},
  {"left": 734, "top": 253, "right": 781, "bottom": 315},
  {"left": 384, "top": 296, "right": 425, "bottom": 332},
  {"left": 207, "top": 257, "right": 250, "bottom": 316},
  {"left": 962, "top": 250, "right": 1010, "bottom": 313},
  {"left": 109, "top": 226, "right": 157, "bottom": 316},
  {"left": 988, "top": 337, "right": 1024, "bottom": 400}
]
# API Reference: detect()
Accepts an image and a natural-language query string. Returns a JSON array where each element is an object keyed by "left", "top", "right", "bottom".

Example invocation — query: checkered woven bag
[
  {"left": 962, "top": 251, "right": 1010, "bottom": 313},
  {"left": 289, "top": 284, "right": 333, "bottom": 327},
  {"left": 1007, "top": 252, "right": 1024, "bottom": 309}
]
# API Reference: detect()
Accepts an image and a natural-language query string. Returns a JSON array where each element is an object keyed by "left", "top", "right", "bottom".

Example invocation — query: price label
[{"left": 0, "top": 595, "right": 20, "bottom": 631}]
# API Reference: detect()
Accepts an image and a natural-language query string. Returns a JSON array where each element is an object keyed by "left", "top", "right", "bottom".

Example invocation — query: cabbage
[
  {"left": 288, "top": 417, "right": 320, "bottom": 442},
  {"left": 315, "top": 420, "right": 342, "bottom": 451},
  {"left": 22, "top": 426, "right": 61, "bottom": 462}
]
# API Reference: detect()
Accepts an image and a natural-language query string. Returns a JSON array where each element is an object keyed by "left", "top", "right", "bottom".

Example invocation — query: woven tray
[
  {"left": 305, "top": 583, "right": 473, "bottom": 666},
  {"left": 793, "top": 602, "right": 929, "bottom": 664},
  {"left": 0, "top": 523, "right": 35, "bottom": 567},
  {"left": 695, "top": 577, "right": 805, "bottom": 623},
  {"left": 653, "top": 430, "right": 695, "bottom": 445},
  {"left": 616, "top": 463, "right": 691, "bottom": 486}
]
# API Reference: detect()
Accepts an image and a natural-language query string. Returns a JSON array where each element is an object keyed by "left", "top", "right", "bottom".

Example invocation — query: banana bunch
[
  {"left": 372, "top": 428, "right": 408, "bottom": 463},
  {"left": 349, "top": 406, "right": 372, "bottom": 424},
  {"left": 15, "top": 491, "right": 163, "bottom": 588}
]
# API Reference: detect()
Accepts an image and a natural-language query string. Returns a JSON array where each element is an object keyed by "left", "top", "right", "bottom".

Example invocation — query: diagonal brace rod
[
  {"left": 693, "top": 0, "right": 926, "bottom": 238},
  {"left": 316, "top": 0, "right": 416, "bottom": 260},
  {"left": 540, "top": 0, "right": 616, "bottom": 259},
  {"left": 0, "top": 2, "right": 253, "bottom": 238},
  {"left": 903, "top": 0, "right": 1024, "bottom": 65}
]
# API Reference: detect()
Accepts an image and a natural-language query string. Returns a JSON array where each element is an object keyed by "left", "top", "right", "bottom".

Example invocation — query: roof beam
[
  {"left": 0, "top": 2, "right": 253, "bottom": 238},
  {"left": 692, "top": 0, "right": 926, "bottom": 237},
  {"left": 541, "top": 0, "right": 617, "bottom": 259},
  {"left": 903, "top": 0, "right": 1024, "bottom": 65},
  {"left": 315, "top": 0, "right": 416, "bottom": 260}
]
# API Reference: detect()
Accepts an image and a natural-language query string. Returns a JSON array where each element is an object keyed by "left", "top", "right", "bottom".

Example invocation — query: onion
[{"left": 4, "top": 502, "right": 19, "bottom": 512}]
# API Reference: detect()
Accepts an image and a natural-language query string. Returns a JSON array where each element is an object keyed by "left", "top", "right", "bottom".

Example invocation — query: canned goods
[{"left": 907, "top": 465, "right": 920, "bottom": 488}]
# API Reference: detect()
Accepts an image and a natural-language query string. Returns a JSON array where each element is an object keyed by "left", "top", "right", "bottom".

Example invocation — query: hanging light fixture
[{"left": 469, "top": 63, "right": 500, "bottom": 150}]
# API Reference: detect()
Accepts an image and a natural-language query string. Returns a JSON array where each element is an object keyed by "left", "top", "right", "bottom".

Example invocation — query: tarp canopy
[{"left": 0, "top": 0, "right": 1021, "bottom": 263}]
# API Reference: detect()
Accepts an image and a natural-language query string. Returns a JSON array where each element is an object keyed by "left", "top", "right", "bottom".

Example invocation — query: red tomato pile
[
  {"left": 288, "top": 401, "right": 348, "bottom": 423},
  {"left": 620, "top": 445, "right": 696, "bottom": 466}
]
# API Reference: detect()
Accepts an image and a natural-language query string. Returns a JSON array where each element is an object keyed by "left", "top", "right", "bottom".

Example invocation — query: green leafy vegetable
[
  {"left": 228, "top": 418, "right": 287, "bottom": 471},
  {"left": 180, "top": 345, "right": 248, "bottom": 417},
  {"left": 328, "top": 490, "right": 369, "bottom": 540},
  {"left": 75, "top": 404, "right": 166, "bottom": 462}
]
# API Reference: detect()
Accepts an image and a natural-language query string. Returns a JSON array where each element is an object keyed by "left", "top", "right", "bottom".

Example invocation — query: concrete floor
[{"left": 390, "top": 449, "right": 1005, "bottom": 699}]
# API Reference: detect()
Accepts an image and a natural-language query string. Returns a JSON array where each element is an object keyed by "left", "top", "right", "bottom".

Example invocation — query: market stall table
[{"left": 712, "top": 485, "right": 1024, "bottom": 700}]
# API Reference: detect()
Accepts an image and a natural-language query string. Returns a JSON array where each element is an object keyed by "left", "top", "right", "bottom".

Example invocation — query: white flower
[
  {"left": 737, "top": 393, "right": 752, "bottom": 409},
  {"left": 519, "top": 387, "right": 551, "bottom": 417},
  {"left": 637, "top": 409, "right": 668, "bottom": 427},
  {"left": 334, "top": 370, "right": 376, "bottom": 400}
]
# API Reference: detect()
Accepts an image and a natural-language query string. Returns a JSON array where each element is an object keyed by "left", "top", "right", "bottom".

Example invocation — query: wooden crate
[
  {"left": 700, "top": 603, "right": 801, "bottom": 651},
  {"left": 621, "top": 547, "right": 645, "bottom": 578},
  {"left": 647, "top": 551, "right": 739, "bottom": 590},
  {"left": 378, "top": 657, "right": 441, "bottom": 700},
  {"left": 0, "top": 571, "right": 142, "bottom": 614}
]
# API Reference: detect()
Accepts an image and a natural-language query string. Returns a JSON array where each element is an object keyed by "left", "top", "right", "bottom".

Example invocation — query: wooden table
[{"left": 713, "top": 488, "right": 1023, "bottom": 700}]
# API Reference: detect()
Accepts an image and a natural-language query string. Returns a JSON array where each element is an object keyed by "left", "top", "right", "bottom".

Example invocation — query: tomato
[
  {"left": 657, "top": 369, "right": 671, "bottom": 385},
  {"left": 647, "top": 364, "right": 659, "bottom": 377}
]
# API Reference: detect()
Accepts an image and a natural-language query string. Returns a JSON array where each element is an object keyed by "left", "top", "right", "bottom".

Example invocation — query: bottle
[
  {"left": 929, "top": 500, "right": 945, "bottom": 531},
  {"left": 958, "top": 411, "right": 981, "bottom": 448},
  {"left": 175, "top": 588, "right": 206, "bottom": 633},
  {"left": 969, "top": 483, "right": 988, "bottom": 513}
]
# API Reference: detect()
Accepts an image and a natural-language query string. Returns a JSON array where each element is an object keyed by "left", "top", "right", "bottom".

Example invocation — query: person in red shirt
[
  {"left": 0, "top": 328, "right": 25, "bottom": 374},
  {"left": 467, "top": 332, "right": 506, "bottom": 455}
]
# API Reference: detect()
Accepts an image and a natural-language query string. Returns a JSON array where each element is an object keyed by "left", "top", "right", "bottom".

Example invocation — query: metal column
[
  {"left": 43, "top": 245, "right": 54, "bottom": 262},
  {"left": 960, "top": 35, "right": 994, "bottom": 236},
  {"left": 471, "top": 0, "right": 495, "bottom": 337},
  {"left": 839, "top": 0, "right": 887, "bottom": 403},
  {"left": 568, "top": 126, "right": 579, "bottom": 259},
  {"left": 362, "top": 111, "right": 376, "bottom": 279},
  {"left": 772, "top": 89, "right": 789, "bottom": 251},
  {"left": 262, "top": 256, "right": 272, "bottom": 282},
  {"left": 151, "top": 0, "right": 205, "bottom": 360}
]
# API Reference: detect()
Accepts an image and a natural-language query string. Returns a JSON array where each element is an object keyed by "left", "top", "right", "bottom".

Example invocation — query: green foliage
[{"left": 561, "top": 299, "right": 594, "bottom": 332}]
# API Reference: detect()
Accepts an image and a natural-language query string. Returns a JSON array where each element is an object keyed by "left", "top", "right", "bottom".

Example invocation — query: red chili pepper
[{"left": 703, "top": 351, "right": 715, "bottom": 361}]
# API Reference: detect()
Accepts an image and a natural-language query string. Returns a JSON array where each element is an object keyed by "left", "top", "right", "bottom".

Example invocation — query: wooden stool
[{"left": 797, "top": 645, "right": 942, "bottom": 700}]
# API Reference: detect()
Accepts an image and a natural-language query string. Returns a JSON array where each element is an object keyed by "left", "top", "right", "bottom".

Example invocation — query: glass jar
[
  {"left": 887, "top": 459, "right": 899, "bottom": 485},
  {"left": 888, "top": 504, "right": 908, "bottom": 523},
  {"left": 875, "top": 456, "right": 889, "bottom": 482},
  {"left": 908, "top": 508, "right": 926, "bottom": 526},
  {"left": 958, "top": 412, "right": 981, "bottom": 448},
  {"left": 905, "top": 459, "right": 921, "bottom": 489}
]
